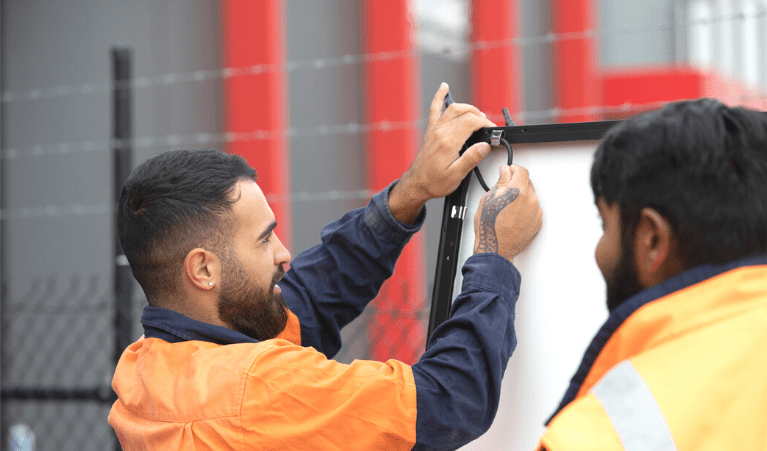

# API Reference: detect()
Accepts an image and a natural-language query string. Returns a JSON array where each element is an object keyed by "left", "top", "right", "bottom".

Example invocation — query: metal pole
[
  {"left": 0, "top": 8, "right": 6, "bottom": 442},
  {"left": 111, "top": 46, "right": 133, "bottom": 378},
  {"left": 112, "top": 45, "right": 133, "bottom": 451}
]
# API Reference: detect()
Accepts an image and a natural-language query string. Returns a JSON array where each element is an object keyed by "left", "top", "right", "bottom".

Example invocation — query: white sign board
[{"left": 455, "top": 141, "right": 610, "bottom": 450}]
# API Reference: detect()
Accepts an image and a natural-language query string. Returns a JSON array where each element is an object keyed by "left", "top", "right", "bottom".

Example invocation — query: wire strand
[
  {"left": 1, "top": 119, "right": 426, "bottom": 160},
  {"left": 0, "top": 188, "right": 377, "bottom": 220},
  {"left": 2, "top": 9, "right": 765, "bottom": 104},
  {"left": 8, "top": 94, "right": 767, "bottom": 161}
]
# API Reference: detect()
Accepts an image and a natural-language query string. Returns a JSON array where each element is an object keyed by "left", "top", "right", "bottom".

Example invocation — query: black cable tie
[{"left": 473, "top": 136, "right": 513, "bottom": 191}]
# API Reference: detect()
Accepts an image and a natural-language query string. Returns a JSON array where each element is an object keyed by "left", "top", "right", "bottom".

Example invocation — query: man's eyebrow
[{"left": 258, "top": 221, "right": 278, "bottom": 242}]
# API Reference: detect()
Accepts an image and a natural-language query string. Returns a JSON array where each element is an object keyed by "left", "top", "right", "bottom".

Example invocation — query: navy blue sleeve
[
  {"left": 279, "top": 182, "right": 425, "bottom": 358},
  {"left": 411, "top": 253, "right": 520, "bottom": 450}
]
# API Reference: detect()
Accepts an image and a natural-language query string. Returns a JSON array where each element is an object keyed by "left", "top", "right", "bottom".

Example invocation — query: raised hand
[
  {"left": 388, "top": 83, "right": 496, "bottom": 224},
  {"left": 474, "top": 165, "right": 542, "bottom": 263}
]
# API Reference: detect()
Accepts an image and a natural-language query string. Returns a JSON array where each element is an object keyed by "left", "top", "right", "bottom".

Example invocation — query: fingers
[
  {"left": 453, "top": 110, "right": 495, "bottom": 139},
  {"left": 427, "top": 83, "right": 450, "bottom": 129},
  {"left": 507, "top": 164, "right": 531, "bottom": 188},
  {"left": 505, "top": 164, "right": 539, "bottom": 212},
  {"left": 447, "top": 113, "right": 496, "bottom": 150},
  {"left": 450, "top": 141, "right": 491, "bottom": 179},
  {"left": 440, "top": 103, "right": 488, "bottom": 124},
  {"left": 508, "top": 164, "right": 541, "bottom": 227},
  {"left": 496, "top": 165, "right": 512, "bottom": 187},
  {"left": 427, "top": 81, "right": 494, "bottom": 129},
  {"left": 428, "top": 83, "right": 491, "bottom": 128}
]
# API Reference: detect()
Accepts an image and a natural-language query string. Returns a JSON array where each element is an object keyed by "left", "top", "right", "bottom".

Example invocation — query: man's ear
[
  {"left": 633, "top": 208, "right": 682, "bottom": 288},
  {"left": 183, "top": 248, "right": 221, "bottom": 291}
]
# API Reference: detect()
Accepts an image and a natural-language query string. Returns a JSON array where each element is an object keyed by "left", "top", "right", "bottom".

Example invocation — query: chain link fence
[{"left": 1, "top": 275, "right": 117, "bottom": 450}]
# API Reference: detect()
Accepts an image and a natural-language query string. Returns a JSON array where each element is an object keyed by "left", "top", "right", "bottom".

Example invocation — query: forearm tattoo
[{"left": 476, "top": 187, "right": 520, "bottom": 253}]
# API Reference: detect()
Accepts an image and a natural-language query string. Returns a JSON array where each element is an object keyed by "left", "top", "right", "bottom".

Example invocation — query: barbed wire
[
  {"left": 1, "top": 119, "right": 423, "bottom": 160},
  {"left": 7, "top": 92, "right": 767, "bottom": 162},
  {"left": 2, "top": 9, "right": 765, "bottom": 105},
  {"left": 0, "top": 188, "right": 378, "bottom": 220},
  {"left": 0, "top": 100, "right": 690, "bottom": 220},
  {"left": 0, "top": 203, "right": 113, "bottom": 219},
  {"left": 7, "top": 299, "right": 113, "bottom": 315}
]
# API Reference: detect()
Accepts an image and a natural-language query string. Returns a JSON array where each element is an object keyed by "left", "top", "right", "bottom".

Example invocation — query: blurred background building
[{"left": 1, "top": 0, "right": 765, "bottom": 449}]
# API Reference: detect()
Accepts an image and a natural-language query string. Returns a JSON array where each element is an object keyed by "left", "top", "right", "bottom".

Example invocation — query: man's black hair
[
  {"left": 591, "top": 98, "right": 767, "bottom": 269},
  {"left": 117, "top": 149, "right": 257, "bottom": 305}
]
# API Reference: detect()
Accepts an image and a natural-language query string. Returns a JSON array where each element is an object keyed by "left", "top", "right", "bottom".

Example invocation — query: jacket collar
[
  {"left": 546, "top": 254, "right": 767, "bottom": 425},
  {"left": 140, "top": 305, "right": 258, "bottom": 345}
]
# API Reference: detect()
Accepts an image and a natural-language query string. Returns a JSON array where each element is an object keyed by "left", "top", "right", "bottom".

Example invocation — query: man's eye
[{"left": 262, "top": 233, "right": 272, "bottom": 244}]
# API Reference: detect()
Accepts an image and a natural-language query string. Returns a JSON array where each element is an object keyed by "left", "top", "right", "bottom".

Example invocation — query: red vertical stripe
[
  {"left": 552, "top": 0, "right": 600, "bottom": 122},
  {"left": 363, "top": 0, "right": 425, "bottom": 364},
  {"left": 471, "top": 0, "right": 521, "bottom": 123},
  {"left": 222, "top": 0, "right": 291, "bottom": 248}
]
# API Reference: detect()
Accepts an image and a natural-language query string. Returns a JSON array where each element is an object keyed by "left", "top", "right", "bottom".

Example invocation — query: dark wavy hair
[
  {"left": 591, "top": 98, "right": 767, "bottom": 269},
  {"left": 117, "top": 149, "right": 256, "bottom": 305}
]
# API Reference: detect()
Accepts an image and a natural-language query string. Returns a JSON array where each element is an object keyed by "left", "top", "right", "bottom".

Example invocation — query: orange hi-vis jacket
[
  {"left": 109, "top": 309, "right": 419, "bottom": 450},
  {"left": 540, "top": 257, "right": 767, "bottom": 450},
  {"left": 109, "top": 186, "right": 522, "bottom": 450}
]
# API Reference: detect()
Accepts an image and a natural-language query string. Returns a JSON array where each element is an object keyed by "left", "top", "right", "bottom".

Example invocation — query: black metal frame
[{"left": 426, "top": 120, "right": 619, "bottom": 344}]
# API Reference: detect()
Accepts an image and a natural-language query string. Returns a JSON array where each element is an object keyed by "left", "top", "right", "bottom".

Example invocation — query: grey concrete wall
[
  {"left": 600, "top": 0, "right": 680, "bottom": 68},
  {"left": 286, "top": 0, "right": 366, "bottom": 255},
  {"left": 285, "top": 0, "right": 371, "bottom": 363},
  {"left": 522, "top": 0, "right": 554, "bottom": 122},
  {"left": 1, "top": 1, "right": 221, "bottom": 449}
]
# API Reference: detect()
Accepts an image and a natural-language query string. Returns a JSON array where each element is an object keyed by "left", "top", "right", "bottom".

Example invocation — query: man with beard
[
  {"left": 538, "top": 99, "right": 767, "bottom": 450},
  {"left": 108, "top": 84, "right": 543, "bottom": 450}
]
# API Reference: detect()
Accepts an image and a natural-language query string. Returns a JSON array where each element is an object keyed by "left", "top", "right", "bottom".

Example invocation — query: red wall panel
[
  {"left": 222, "top": 0, "right": 291, "bottom": 247},
  {"left": 552, "top": 0, "right": 600, "bottom": 122},
  {"left": 363, "top": 0, "right": 425, "bottom": 364},
  {"left": 471, "top": 0, "right": 521, "bottom": 122},
  {"left": 602, "top": 65, "right": 767, "bottom": 118}
]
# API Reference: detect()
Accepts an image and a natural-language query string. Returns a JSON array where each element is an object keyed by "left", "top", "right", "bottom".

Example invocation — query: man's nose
[{"left": 274, "top": 235, "right": 292, "bottom": 266}]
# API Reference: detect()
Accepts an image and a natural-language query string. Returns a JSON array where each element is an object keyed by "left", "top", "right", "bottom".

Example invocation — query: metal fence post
[
  {"left": 112, "top": 46, "right": 133, "bottom": 451},
  {"left": 112, "top": 47, "right": 134, "bottom": 362}
]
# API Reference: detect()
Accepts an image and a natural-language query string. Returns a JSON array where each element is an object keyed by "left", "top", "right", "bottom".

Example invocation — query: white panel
[
  {"left": 455, "top": 141, "right": 609, "bottom": 450},
  {"left": 689, "top": 0, "right": 713, "bottom": 69},
  {"left": 743, "top": 0, "right": 759, "bottom": 87},
  {"left": 762, "top": 0, "right": 767, "bottom": 91},
  {"left": 415, "top": 0, "right": 470, "bottom": 61},
  {"left": 720, "top": 1, "right": 735, "bottom": 76}
]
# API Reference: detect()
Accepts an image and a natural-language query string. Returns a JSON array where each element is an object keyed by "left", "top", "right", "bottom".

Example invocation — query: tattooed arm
[
  {"left": 473, "top": 165, "right": 542, "bottom": 262},
  {"left": 411, "top": 164, "right": 541, "bottom": 449}
]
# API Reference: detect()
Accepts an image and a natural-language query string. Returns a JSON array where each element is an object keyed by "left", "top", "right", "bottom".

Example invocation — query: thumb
[
  {"left": 452, "top": 142, "right": 491, "bottom": 176},
  {"left": 495, "top": 165, "right": 512, "bottom": 187}
]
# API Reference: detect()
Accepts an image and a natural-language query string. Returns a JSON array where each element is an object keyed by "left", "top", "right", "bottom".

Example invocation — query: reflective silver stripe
[{"left": 591, "top": 360, "right": 678, "bottom": 451}]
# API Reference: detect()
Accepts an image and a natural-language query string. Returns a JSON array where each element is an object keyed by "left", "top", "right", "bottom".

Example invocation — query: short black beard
[
  {"left": 217, "top": 255, "right": 288, "bottom": 341},
  {"left": 606, "top": 238, "right": 645, "bottom": 312}
]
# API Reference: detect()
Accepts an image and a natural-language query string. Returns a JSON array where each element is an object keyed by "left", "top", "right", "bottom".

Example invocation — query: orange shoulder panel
[
  {"left": 240, "top": 340, "right": 417, "bottom": 450},
  {"left": 110, "top": 336, "right": 417, "bottom": 450}
]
